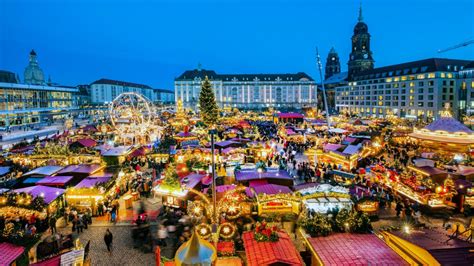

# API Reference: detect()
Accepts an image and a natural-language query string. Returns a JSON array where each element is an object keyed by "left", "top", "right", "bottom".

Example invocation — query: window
[
  {"left": 428, "top": 73, "right": 435, "bottom": 78},
  {"left": 418, "top": 95, "right": 423, "bottom": 100},
  {"left": 418, "top": 82, "right": 424, "bottom": 86},
  {"left": 428, "top": 88, "right": 434, "bottom": 93},
  {"left": 428, "top": 102, "right": 434, "bottom": 107},
  {"left": 428, "top": 81, "right": 434, "bottom": 86},
  {"left": 428, "top": 95, "right": 434, "bottom": 100},
  {"left": 418, "top": 88, "right": 424, "bottom": 94},
  {"left": 418, "top": 102, "right": 424, "bottom": 107},
  {"left": 450, "top": 80, "right": 454, "bottom": 86},
  {"left": 443, "top": 80, "right": 447, "bottom": 86},
  {"left": 443, "top": 87, "right": 447, "bottom": 93}
]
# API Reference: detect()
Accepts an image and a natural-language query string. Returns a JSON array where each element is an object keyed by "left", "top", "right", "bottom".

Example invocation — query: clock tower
[
  {"left": 348, "top": 4, "right": 374, "bottom": 80},
  {"left": 325, "top": 47, "right": 341, "bottom": 80}
]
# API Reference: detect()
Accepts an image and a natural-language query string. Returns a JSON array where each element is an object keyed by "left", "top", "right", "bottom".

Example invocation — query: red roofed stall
[
  {"left": 304, "top": 233, "right": 407, "bottom": 266},
  {"left": 243, "top": 231, "right": 303, "bottom": 266},
  {"left": 0, "top": 242, "right": 25, "bottom": 266}
]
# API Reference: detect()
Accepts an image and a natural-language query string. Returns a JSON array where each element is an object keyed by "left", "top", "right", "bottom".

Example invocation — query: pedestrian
[
  {"left": 395, "top": 201, "right": 403, "bottom": 217},
  {"left": 157, "top": 224, "right": 168, "bottom": 247},
  {"left": 104, "top": 229, "right": 113, "bottom": 254},
  {"left": 49, "top": 216, "right": 57, "bottom": 234},
  {"left": 76, "top": 216, "right": 84, "bottom": 234}
]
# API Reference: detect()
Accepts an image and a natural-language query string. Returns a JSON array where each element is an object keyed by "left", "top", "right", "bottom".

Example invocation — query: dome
[
  {"left": 354, "top": 21, "right": 368, "bottom": 34},
  {"left": 24, "top": 49, "right": 45, "bottom": 85}
]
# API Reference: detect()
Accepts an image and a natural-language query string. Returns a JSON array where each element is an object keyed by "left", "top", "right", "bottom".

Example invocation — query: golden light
[
  {"left": 403, "top": 225, "right": 411, "bottom": 234},
  {"left": 344, "top": 222, "right": 349, "bottom": 229},
  {"left": 257, "top": 168, "right": 263, "bottom": 173},
  {"left": 228, "top": 205, "right": 237, "bottom": 213},
  {"left": 223, "top": 226, "right": 230, "bottom": 234},
  {"left": 436, "top": 186, "right": 442, "bottom": 193},
  {"left": 193, "top": 206, "right": 201, "bottom": 214},
  {"left": 200, "top": 227, "right": 208, "bottom": 235}
]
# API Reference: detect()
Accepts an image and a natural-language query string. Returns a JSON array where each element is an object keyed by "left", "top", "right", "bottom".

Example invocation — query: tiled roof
[
  {"left": 352, "top": 58, "right": 473, "bottom": 81},
  {"left": 308, "top": 233, "right": 406, "bottom": 265},
  {"left": 176, "top": 69, "right": 314, "bottom": 82},
  {"left": 90, "top": 78, "right": 152, "bottom": 89},
  {"left": 243, "top": 231, "right": 303, "bottom": 266},
  {"left": 0, "top": 242, "right": 24, "bottom": 265}
]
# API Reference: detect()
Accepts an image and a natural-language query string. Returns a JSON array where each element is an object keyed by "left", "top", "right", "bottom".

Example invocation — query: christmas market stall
[
  {"left": 20, "top": 166, "right": 64, "bottom": 187},
  {"left": 242, "top": 230, "right": 303, "bottom": 266},
  {"left": 254, "top": 190, "right": 300, "bottom": 216},
  {"left": 235, "top": 167, "right": 293, "bottom": 187},
  {"left": 302, "top": 233, "right": 407, "bottom": 265},
  {"left": 7, "top": 185, "right": 66, "bottom": 218},
  {"left": 0, "top": 242, "right": 26, "bottom": 266},
  {"left": 65, "top": 172, "right": 114, "bottom": 214},
  {"left": 153, "top": 166, "right": 205, "bottom": 209},
  {"left": 297, "top": 184, "right": 353, "bottom": 214}
]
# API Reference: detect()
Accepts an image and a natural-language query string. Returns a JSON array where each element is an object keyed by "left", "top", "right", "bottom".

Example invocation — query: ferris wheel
[{"left": 109, "top": 92, "right": 152, "bottom": 136}]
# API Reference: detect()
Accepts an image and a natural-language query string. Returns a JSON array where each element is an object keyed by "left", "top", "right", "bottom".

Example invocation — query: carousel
[{"left": 409, "top": 103, "right": 474, "bottom": 153}]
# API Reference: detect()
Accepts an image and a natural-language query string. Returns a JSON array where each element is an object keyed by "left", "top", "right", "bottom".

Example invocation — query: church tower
[
  {"left": 24, "top": 49, "right": 45, "bottom": 85},
  {"left": 325, "top": 47, "right": 341, "bottom": 80},
  {"left": 348, "top": 4, "right": 374, "bottom": 80}
]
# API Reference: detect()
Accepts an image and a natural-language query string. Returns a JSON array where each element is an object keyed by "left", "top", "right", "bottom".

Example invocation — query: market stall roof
[
  {"left": 181, "top": 173, "right": 205, "bottom": 190},
  {"left": 293, "top": 182, "right": 319, "bottom": 191},
  {"left": 75, "top": 176, "right": 112, "bottom": 189},
  {"left": 58, "top": 164, "right": 102, "bottom": 175},
  {"left": 129, "top": 147, "right": 149, "bottom": 157},
  {"left": 235, "top": 168, "right": 292, "bottom": 182},
  {"left": 72, "top": 138, "right": 97, "bottom": 148},
  {"left": 0, "top": 166, "right": 10, "bottom": 176},
  {"left": 176, "top": 131, "right": 196, "bottom": 138},
  {"left": 23, "top": 165, "right": 64, "bottom": 177},
  {"left": 0, "top": 188, "right": 9, "bottom": 194},
  {"left": 101, "top": 146, "right": 133, "bottom": 156},
  {"left": 248, "top": 184, "right": 292, "bottom": 197},
  {"left": 0, "top": 242, "right": 25, "bottom": 266},
  {"left": 386, "top": 229, "right": 474, "bottom": 265},
  {"left": 328, "top": 128, "right": 348, "bottom": 134},
  {"left": 243, "top": 231, "right": 303, "bottom": 266},
  {"left": 342, "top": 144, "right": 361, "bottom": 155},
  {"left": 36, "top": 176, "right": 74, "bottom": 186},
  {"left": 323, "top": 143, "right": 344, "bottom": 152},
  {"left": 409, "top": 165, "right": 447, "bottom": 177},
  {"left": 277, "top": 112, "right": 304, "bottom": 119},
  {"left": 424, "top": 116, "right": 473, "bottom": 134},
  {"left": 229, "top": 137, "right": 251, "bottom": 143},
  {"left": 13, "top": 185, "right": 65, "bottom": 204},
  {"left": 342, "top": 136, "right": 357, "bottom": 144},
  {"left": 174, "top": 232, "right": 217, "bottom": 265},
  {"left": 215, "top": 140, "right": 241, "bottom": 149},
  {"left": 307, "top": 233, "right": 406, "bottom": 265},
  {"left": 81, "top": 125, "right": 98, "bottom": 132},
  {"left": 23, "top": 177, "right": 43, "bottom": 185}
]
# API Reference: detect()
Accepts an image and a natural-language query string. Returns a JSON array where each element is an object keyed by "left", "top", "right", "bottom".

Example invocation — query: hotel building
[
  {"left": 174, "top": 68, "right": 316, "bottom": 110},
  {"left": 335, "top": 58, "right": 473, "bottom": 119}
]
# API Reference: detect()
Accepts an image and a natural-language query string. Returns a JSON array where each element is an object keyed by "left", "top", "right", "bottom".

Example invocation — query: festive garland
[
  {"left": 196, "top": 223, "right": 212, "bottom": 239},
  {"left": 218, "top": 222, "right": 236, "bottom": 239},
  {"left": 254, "top": 221, "right": 279, "bottom": 242}
]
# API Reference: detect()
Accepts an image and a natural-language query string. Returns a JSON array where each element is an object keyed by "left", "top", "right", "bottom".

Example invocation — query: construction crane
[{"left": 438, "top": 39, "right": 474, "bottom": 53}]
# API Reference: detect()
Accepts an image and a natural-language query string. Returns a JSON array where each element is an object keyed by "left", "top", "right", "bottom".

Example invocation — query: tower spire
[{"left": 358, "top": 2, "right": 363, "bottom": 22}]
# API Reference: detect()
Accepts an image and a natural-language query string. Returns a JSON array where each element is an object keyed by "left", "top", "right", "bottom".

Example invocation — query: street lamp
[{"left": 209, "top": 129, "right": 218, "bottom": 225}]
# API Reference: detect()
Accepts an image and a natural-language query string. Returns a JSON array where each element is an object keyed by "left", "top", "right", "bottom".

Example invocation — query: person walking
[
  {"left": 157, "top": 224, "right": 168, "bottom": 247},
  {"left": 104, "top": 229, "right": 113, "bottom": 254},
  {"left": 49, "top": 216, "right": 57, "bottom": 234},
  {"left": 395, "top": 201, "right": 403, "bottom": 218}
]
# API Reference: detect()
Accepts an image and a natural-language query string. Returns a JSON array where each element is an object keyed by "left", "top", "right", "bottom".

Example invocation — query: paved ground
[{"left": 57, "top": 225, "right": 156, "bottom": 266}]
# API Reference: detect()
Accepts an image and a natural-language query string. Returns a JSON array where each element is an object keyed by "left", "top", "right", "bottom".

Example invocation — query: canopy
[
  {"left": 101, "top": 146, "right": 133, "bottom": 156},
  {"left": 243, "top": 231, "right": 303, "bottom": 266},
  {"left": 235, "top": 169, "right": 292, "bottom": 182},
  {"left": 75, "top": 176, "right": 111, "bottom": 189},
  {"left": 58, "top": 164, "right": 102, "bottom": 175},
  {"left": 277, "top": 112, "right": 304, "bottom": 119},
  {"left": 342, "top": 144, "right": 361, "bottom": 155},
  {"left": 329, "top": 128, "right": 348, "bottom": 134},
  {"left": 36, "top": 176, "right": 74, "bottom": 186},
  {"left": 0, "top": 166, "right": 11, "bottom": 176},
  {"left": 307, "top": 233, "right": 406, "bottom": 265},
  {"left": 13, "top": 185, "right": 65, "bottom": 204},
  {"left": 72, "top": 138, "right": 97, "bottom": 148},
  {"left": 23, "top": 166, "right": 64, "bottom": 177},
  {"left": 248, "top": 184, "right": 292, "bottom": 197},
  {"left": 0, "top": 243, "right": 25, "bottom": 266},
  {"left": 174, "top": 232, "right": 216, "bottom": 266}
]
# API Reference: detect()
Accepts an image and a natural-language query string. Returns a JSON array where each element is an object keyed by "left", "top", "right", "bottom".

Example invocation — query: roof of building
[
  {"left": 277, "top": 112, "right": 304, "bottom": 119},
  {"left": 388, "top": 229, "right": 474, "bottom": 265},
  {"left": 0, "top": 242, "right": 25, "bottom": 265},
  {"left": 13, "top": 185, "right": 65, "bottom": 204},
  {"left": 248, "top": 184, "right": 293, "bottom": 197},
  {"left": 57, "top": 164, "right": 102, "bottom": 175},
  {"left": 36, "top": 176, "right": 74, "bottom": 186},
  {"left": 352, "top": 58, "right": 474, "bottom": 81},
  {"left": 75, "top": 176, "right": 112, "bottom": 189},
  {"left": 324, "top": 71, "right": 348, "bottom": 84},
  {"left": 23, "top": 166, "right": 64, "bottom": 177},
  {"left": 0, "top": 70, "right": 18, "bottom": 83},
  {"left": 72, "top": 138, "right": 97, "bottom": 148},
  {"left": 176, "top": 69, "right": 314, "bottom": 82},
  {"left": 90, "top": 78, "right": 152, "bottom": 89},
  {"left": 243, "top": 231, "right": 303, "bottom": 266},
  {"left": 235, "top": 168, "right": 292, "bottom": 182},
  {"left": 307, "top": 233, "right": 406, "bottom": 265},
  {"left": 424, "top": 116, "right": 473, "bottom": 134}
]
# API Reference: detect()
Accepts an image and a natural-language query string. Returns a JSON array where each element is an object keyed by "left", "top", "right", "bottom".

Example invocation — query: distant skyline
[{"left": 0, "top": 0, "right": 473, "bottom": 90}]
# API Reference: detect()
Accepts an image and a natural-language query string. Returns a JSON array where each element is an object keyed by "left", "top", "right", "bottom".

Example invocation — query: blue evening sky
[{"left": 0, "top": 0, "right": 473, "bottom": 90}]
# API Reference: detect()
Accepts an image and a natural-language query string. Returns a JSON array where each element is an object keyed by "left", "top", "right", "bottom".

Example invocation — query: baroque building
[
  {"left": 24, "top": 50, "right": 46, "bottom": 85},
  {"left": 174, "top": 67, "right": 316, "bottom": 110},
  {"left": 347, "top": 5, "right": 374, "bottom": 80}
]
